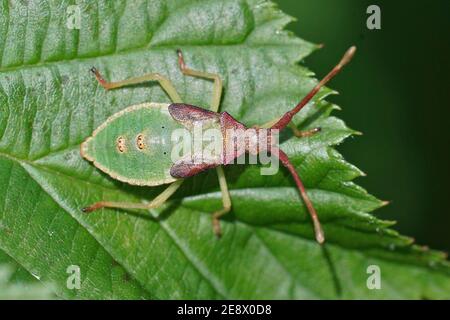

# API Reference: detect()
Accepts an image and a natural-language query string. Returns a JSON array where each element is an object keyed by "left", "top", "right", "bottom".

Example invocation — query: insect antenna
[
  {"left": 271, "top": 46, "right": 356, "bottom": 131},
  {"left": 267, "top": 47, "right": 356, "bottom": 244}
]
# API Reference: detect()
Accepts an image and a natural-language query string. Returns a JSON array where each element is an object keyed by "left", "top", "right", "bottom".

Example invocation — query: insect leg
[
  {"left": 212, "top": 166, "right": 232, "bottom": 237},
  {"left": 90, "top": 67, "right": 182, "bottom": 103},
  {"left": 176, "top": 49, "right": 222, "bottom": 112},
  {"left": 271, "top": 147, "right": 325, "bottom": 244},
  {"left": 176, "top": 49, "right": 232, "bottom": 236},
  {"left": 82, "top": 180, "right": 183, "bottom": 213},
  {"left": 288, "top": 124, "right": 322, "bottom": 138}
]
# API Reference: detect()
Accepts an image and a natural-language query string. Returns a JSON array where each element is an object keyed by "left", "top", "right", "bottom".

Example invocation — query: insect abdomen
[{"left": 81, "top": 103, "right": 183, "bottom": 186}]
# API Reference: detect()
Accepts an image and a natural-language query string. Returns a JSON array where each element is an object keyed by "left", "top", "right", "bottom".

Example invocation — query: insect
[{"left": 80, "top": 46, "right": 356, "bottom": 244}]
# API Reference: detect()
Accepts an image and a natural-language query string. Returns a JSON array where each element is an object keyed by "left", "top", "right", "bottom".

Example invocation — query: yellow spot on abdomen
[
  {"left": 116, "top": 136, "right": 126, "bottom": 153},
  {"left": 136, "top": 133, "right": 146, "bottom": 150}
]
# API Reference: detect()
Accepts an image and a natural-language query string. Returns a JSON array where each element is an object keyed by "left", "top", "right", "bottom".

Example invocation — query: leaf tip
[{"left": 381, "top": 200, "right": 390, "bottom": 207}]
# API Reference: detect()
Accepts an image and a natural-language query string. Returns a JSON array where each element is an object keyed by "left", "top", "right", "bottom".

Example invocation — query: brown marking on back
[
  {"left": 170, "top": 161, "right": 219, "bottom": 178},
  {"left": 168, "top": 103, "right": 220, "bottom": 128}
]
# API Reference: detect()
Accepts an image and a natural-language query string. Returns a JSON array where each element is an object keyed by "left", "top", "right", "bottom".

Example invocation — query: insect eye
[
  {"left": 136, "top": 134, "right": 145, "bottom": 150},
  {"left": 116, "top": 136, "right": 126, "bottom": 153}
]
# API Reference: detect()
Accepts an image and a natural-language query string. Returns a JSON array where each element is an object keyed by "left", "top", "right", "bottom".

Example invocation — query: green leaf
[
  {"left": 0, "top": 0, "right": 448, "bottom": 299},
  {"left": 0, "top": 251, "right": 56, "bottom": 299},
  {"left": 0, "top": 249, "right": 38, "bottom": 284}
]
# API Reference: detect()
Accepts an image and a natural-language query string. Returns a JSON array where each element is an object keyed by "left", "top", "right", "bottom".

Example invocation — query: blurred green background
[{"left": 276, "top": 0, "right": 450, "bottom": 251}]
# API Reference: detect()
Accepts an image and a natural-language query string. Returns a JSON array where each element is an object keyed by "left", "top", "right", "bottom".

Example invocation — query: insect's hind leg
[
  {"left": 176, "top": 49, "right": 223, "bottom": 112},
  {"left": 90, "top": 67, "right": 182, "bottom": 103},
  {"left": 82, "top": 180, "right": 183, "bottom": 213}
]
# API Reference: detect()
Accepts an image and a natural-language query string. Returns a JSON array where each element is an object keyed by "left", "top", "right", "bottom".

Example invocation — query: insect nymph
[{"left": 81, "top": 47, "right": 356, "bottom": 244}]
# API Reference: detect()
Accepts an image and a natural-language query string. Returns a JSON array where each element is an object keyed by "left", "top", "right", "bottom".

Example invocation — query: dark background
[{"left": 276, "top": 0, "right": 450, "bottom": 251}]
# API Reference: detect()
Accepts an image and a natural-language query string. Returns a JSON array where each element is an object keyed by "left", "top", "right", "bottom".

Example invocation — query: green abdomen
[{"left": 81, "top": 103, "right": 185, "bottom": 186}]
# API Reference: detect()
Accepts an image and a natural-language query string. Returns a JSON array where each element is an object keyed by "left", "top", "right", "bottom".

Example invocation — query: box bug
[{"left": 80, "top": 46, "right": 356, "bottom": 244}]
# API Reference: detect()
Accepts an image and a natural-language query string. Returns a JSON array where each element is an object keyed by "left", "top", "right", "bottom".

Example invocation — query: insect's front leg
[{"left": 288, "top": 123, "right": 321, "bottom": 138}]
